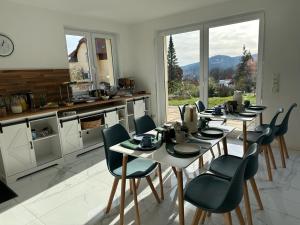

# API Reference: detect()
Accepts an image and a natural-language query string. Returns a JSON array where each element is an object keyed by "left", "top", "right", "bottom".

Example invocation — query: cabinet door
[
  {"left": 105, "top": 111, "right": 119, "bottom": 127},
  {"left": 0, "top": 123, "right": 36, "bottom": 176},
  {"left": 134, "top": 99, "right": 146, "bottom": 119},
  {"left": 60, "top": 120, "right": 83, "bottom": 155}
]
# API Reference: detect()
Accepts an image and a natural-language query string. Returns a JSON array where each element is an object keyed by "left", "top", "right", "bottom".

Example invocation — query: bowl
[{"left": 101, "top": 96, "right": 110, "bottom": 101}]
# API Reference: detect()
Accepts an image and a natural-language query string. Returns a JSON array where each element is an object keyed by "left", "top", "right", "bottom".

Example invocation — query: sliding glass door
[
  {"left": 161, "top": 13, "right": 263, "bottom": 122},
  {"left": 164, "top": 30, "right": 202, "bottom": 122},
  {"left": 207, "top": 19, "right": 260, "bottom": 108}
]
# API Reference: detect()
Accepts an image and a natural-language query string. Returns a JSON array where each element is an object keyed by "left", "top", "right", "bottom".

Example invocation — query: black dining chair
[
  {"left": 195, "top": 100, "right": 225, "bottom": 156},
  {"left": 208, "top": 128, "right": 271, "bottom": 225},
  {"left": 239, "top": 108, "right": 283, "bottom": 181},
  {"left": 133, "top": 115, "right": 165, "bottom": 199},
  {"left": 256, "top": 103, "right": 297, "bottom": 168},
  {"left": 184, "top": 143, "right": 257, "bottom": 225},
  {"left": 102, "top": 124, "right": 161, "bottom": 223},
  {"left": 178, "top": 104, "right": 189, "bottom": 122}
]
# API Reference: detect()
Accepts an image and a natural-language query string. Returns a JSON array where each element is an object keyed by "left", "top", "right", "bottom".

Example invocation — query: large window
[
  {"left": 165, "top": 31, "right": 200, "bottom": 122},
  {"left": 161, "top": 13, "right": 263, "bottom": 122},
  {"left": 208, "top": 20, "right": 259, "bottom": 107},
  {"left": 65, "top": 30, "right": 117, "bottom": 87}
]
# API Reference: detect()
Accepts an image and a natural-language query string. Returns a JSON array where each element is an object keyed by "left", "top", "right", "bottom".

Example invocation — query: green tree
[
  {"left": 234, "top": 45, "right": 254, "bottom": 92},
  {"left": 167, "top": 35, "right": 183, "bottom": 81}
]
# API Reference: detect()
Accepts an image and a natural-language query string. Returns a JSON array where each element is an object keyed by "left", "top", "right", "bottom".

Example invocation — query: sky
[
  {"left": 167, "top": 20, "right": 259, "bottom": 66},
  {"left": 66, "top": 35, "right": 83, "bottom": 54}
]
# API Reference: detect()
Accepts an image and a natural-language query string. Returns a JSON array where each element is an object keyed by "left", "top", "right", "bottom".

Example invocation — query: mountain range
[{"left": 181, "top": 54, "right": 257, "bottom": 80}]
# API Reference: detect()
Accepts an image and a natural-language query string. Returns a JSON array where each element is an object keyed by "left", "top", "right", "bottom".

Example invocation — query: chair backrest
[
  {"left": 262, "top": 108, "right": 283, "bottom": 144},
  {"left": 134, "top": 115, "right": 156, "bottom": 135},
  {"left": 277, "top": 103, "right": 297, "bottom": 136},
  {"left": 178, "top": 104, "right": 189, "bottom": 121},
  {"left": 244, "top": 128, "right": 271, "bottom": 180},
  {"left": 217, "top": 143, "right": 258, "bottom": 212},
  {"left": 195, "top": 100, "right": 206, "bottom": 112},
  {"left": 102, "top": 124, "right": 130, "bottom": 175}
]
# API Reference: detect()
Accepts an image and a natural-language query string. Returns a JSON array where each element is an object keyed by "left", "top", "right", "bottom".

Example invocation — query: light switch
[{"left": 272, "top": 73, "right": 280, "bottom": 93}]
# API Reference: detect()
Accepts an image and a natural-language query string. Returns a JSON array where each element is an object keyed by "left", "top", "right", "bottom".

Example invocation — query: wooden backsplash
[{"left": 0, "top": 69, "right": 70, "bottom": 105}]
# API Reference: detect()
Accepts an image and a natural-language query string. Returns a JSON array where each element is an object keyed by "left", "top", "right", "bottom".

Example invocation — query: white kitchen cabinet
[
  {"left": 0, "top": 122, "right": 36, "bottom": 176},
  {"left": 105, "top": 110, "right": 119, "bottom": 127},
  {"left": 59, "top": 119, "right": 83, "bottom": 155}
]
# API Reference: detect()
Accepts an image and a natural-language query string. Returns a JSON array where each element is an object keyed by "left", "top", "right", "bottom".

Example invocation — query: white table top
[
  {"left": 109, "top": 125, "right": 235, "bottom": 169},
  {"left": 199, "top": 108, "right": 265, "bottom": 122}
]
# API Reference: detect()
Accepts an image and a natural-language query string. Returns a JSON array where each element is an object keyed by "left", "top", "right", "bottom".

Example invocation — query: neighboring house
[
  {"left": 68, "top": 37, "right": 114, "bottom": 85},
  {"left": 68, "top": 38, "right": 90, "bottom": 81},
  {"left": 219, "top": 79, "right": 233, "bottom": 87}
]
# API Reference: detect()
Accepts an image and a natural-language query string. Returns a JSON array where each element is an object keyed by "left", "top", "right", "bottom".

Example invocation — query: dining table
[
  {"left": 198, "top": 107, "right": 266, "bottom": 154},
  {"left": 110, "top": 124, "right": 235, "bottom": 225}
]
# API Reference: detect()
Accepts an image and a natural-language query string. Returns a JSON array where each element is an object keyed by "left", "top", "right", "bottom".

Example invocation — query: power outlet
[{"left": 272, "top": 73, "right": 280, "bottom": 93}]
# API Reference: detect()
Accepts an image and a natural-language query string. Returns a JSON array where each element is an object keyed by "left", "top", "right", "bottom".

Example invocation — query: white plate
[{"left": 173, "top": 143, "right": 201, "bottom": 155}]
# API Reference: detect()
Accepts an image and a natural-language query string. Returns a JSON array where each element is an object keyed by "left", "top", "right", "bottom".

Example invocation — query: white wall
[
  {"left": 130, "top": 0, "right": 300, "bottom": 150},
  {"left": 0, "top": 0, "right": 134, "bottom": 76}
]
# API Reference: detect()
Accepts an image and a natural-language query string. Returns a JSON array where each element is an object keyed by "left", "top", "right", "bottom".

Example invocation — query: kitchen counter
[{"left": 0, "top": 94, "right": 150, "bottom": 122}]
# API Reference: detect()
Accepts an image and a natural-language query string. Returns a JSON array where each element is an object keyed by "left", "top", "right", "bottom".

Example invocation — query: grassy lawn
[{"left": 169, "top": 94, "right": 256, "bottom": 108}]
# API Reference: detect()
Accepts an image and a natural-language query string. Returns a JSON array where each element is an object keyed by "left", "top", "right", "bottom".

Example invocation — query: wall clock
[{"left": 0, "top": 34, "right": 14, "bottom": 57}]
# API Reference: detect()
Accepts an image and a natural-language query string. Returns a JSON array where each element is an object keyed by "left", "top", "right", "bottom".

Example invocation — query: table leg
[
  {"left": 259, "top": 113, "right": 263, "bottom": 125},
  {"left": 177, "top": 169, "right": 185, "bottom": 225},
  {"left": 120, "top": 154, "right": 128, "bottom": 225},
  {"left": 222, "top": 137, "right": 228, "bottom": 155},
  {"left": 243, "top": 121, "right": 247, "bottom": 154}
]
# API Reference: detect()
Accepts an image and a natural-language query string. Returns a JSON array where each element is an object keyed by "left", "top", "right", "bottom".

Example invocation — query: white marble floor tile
[{"left": 0, "top": 144, "right": 299, "bottom": 225}]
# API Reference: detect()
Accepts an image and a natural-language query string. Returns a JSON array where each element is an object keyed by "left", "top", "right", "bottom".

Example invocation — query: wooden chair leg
[
  {"left": 198, "top": 156, "right": 204, "bottom": 169},
  {"left": 210, "top": 148, "right": 215, "bottom": 159},
  {"left": 277, "top": 137, "right": 286, "bottom": 168},
  {"left": 217, "top": 142, "right": 221, "bottom": 155},
  {"left": 157, "top": 164, "right": 164, "bottom": 200},
  {"left": 172, "top": 167, "right": 177, "bottom": 177},
  {"left": 282, "top": 136, "right": 290, "bottom": 159},
  {"left": 129, "top": 179, "right": 133, "bottom": 194},
  {"left": 235, "top": 206, "right": 245, "bottom": 225},
  {"left": 191, "top": 208, "right": 203, "bottom": 225},
  {"left": 105, "top": 177, "right": 119, "bottom": 214},
  {"left": 267, "top": 144, "right": 277, "bottom": 169},
  {"left": 136, "top": 178, "right": 141, "bottom": 189},
  {"left": 200, "top": 211, "right": 207, "bottom": 224},
  {"left": 223, "top": 212, "right": 232, "bottom": 225},
  {"left": 132, "top": 179, "right": 141, "bottom": 225},
  {"left": 263, "top": 145, "right": 273, "bottom": 181},
  {"left": 243, "top": 182, "right": 253, "bottom": 225},
  {"left": 145, "top": 176, "right": 161, "bottom": 203},
  {"left": 249, "top": 178, "right": 263, "bottom": 210}
]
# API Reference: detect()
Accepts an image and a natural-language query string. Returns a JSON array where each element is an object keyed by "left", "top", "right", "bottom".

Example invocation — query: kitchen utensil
[
  {"left": 239, "top": 112, "right": 256, "bottom": 117},
  {"left": 173, "top": 143, "right": 201, "bottom": 155},
  {"left": 248, "top": 105, "right": 266, "bottom": 110},
  {"left": 200, "top": 128, "right": 224, "bottom": 138}
]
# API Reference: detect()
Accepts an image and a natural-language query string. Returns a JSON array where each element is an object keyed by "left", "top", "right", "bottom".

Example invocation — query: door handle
[{"left": 30, "top": 141, "right": 33, "bottom": 149}]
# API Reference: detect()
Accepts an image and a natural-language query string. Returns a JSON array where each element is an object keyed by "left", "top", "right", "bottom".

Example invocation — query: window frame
[
  {"left": 156, "top": 11, "right": 265, "bottom": 122},
  {"left": 64, "top": 29, "right": 119, "bottom": 88}
]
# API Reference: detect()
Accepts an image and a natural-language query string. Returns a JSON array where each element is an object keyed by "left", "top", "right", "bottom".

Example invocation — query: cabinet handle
[
  {"left": 30, "top": 141, "right": 33, "bottom": 149},
  {"left": 79, "top": 131, "right": 82, "bottom": 138}
]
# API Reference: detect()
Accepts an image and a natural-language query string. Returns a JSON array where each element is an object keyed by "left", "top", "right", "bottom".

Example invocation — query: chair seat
[
  {"left": 209, "top": 155, "right": 242, "bottom": 179},
  {"left": 256, "top": 124, "right": 280, "bottom": 135},
  {"left": 255, "top": 124, "right": 269, "bottom": 132},
  {"left": 184, "top": 174, "right": 230, "bottom": 213},
  {"left": 113, "top": 158, "right": 157, "bottom": 179},
  {"left": 238, "top": 131, "right": 261, "bottom": 143}
]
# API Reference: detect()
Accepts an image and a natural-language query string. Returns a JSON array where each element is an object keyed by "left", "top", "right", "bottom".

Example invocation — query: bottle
[{"left": 26, "top": 92, "right": 35, "bottom": 110}]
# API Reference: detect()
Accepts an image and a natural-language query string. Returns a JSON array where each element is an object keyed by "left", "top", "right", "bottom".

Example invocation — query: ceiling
[{"left": 7, "top": 0, "right": 233, "bottom": 24}]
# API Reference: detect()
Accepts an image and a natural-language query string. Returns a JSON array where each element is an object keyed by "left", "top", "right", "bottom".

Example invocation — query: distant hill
[{"left": 181, "top": 54, "right": 257, "bottom": 80}]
